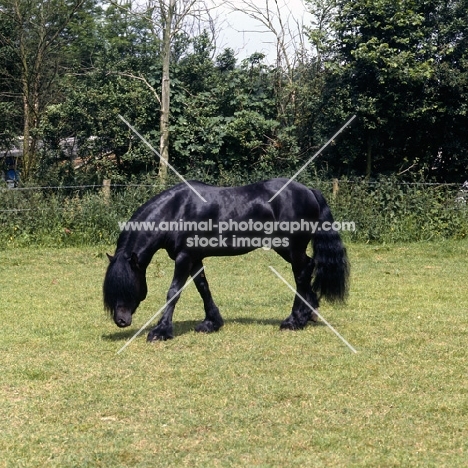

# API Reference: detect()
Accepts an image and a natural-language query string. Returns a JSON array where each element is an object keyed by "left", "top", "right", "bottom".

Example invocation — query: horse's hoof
[
  {"left": 147, "top": 334, "right": 173, "bottom": 342},
  {"left": 147, "top": 329, "right": 173, "bottom": 342},
  {"left": 280, "top": 320, "right": 298, "bottom": 330}
]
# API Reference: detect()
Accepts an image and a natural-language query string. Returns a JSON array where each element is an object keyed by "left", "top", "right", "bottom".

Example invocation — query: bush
[
  {"left": 0, "top": 184, "right": 159, "bottom": 248},
  {"left": 312, "top": 176, "right": 468, "bottom": 243},
  {"left": 1, "top": 176, "right": 467, "bottom": 248}
]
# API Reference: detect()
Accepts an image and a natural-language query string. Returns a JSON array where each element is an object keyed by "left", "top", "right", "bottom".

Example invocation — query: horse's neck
[{"left": 118, "top": 231, "right": 162, "bottom": 270}]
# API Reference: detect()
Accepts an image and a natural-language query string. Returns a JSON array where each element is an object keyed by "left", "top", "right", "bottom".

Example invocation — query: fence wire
[{"left": 1, "top": 180, "right": 466, "bottom": 214}]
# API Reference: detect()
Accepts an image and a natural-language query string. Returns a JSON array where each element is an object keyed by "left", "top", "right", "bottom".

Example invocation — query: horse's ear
[
  {"left": 106, "top": 253, "right": 114, "bottom": 262},
  {"left": 129, "top": 252, "right": 141, "bottom": 271}
]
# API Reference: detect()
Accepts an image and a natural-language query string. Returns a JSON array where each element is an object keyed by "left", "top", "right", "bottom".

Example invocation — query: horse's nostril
[{"left": 116, "top": 317, "right": 129, "bottom": 327}]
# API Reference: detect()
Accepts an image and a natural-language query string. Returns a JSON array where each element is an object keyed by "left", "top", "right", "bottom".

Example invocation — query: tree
[
  {"left": 422, "top": 0, "right": 468, "bottom": 180},
  {"left": 171, "top": 43, "right": 282, "bottom": 179},
  {"left": 305, "top": 0, "right": 337, "bottom": 65},
  {"left": 0, "top": 13, "right": 20, "bottom": 153},
  {"left": 220, "top": 0, "right": 322, "bottom": 172},
  {"left": 0, "top": 0, "right": 95, "bottom": 179},
  {"left": 224, "top": 0, "right": 306, "bottom": 122},
  {"left": 39, "top": 2, "right": 162, "bottom": 184},
  {"left": 328, "top": 0, "right": 468, "bottom": 179},
  {"left": 109, "top": 0, "right": 212, "bottom": 182}
]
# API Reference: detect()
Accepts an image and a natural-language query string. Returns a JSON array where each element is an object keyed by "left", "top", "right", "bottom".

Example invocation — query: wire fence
[
  {"left": 0, "top": 181, "right": 163, "bottom": 213},
  {"left": 1, "top": 178, "right": 467, "bottom": 213},
  {"left": 1, "top": 180, "right": 465, "bottom": 191},
  {"left": 0, "top": 183, "right": 162, "bottom": 191}
]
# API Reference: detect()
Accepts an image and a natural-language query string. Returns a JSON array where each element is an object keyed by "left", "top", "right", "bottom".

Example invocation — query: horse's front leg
[
  {"left": 147, "top": 253, "right": 192, "bottom": 342},
  {"left": 191, "top": 262, "right": 224, "bottom": 333}
]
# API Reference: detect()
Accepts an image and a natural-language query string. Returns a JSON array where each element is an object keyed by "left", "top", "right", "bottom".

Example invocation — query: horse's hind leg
[
  {"left": 278, "top": 247, "right": 317, "bottom": 330},
  {"left": 307, "top": 258, "right": 319, "bottom": 322},
  {"left": 192, "top": 262, "right": 224, "bottom": 333}
]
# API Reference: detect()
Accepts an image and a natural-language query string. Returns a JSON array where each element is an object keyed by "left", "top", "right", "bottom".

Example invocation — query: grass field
[{"left": 1, "top": 241, "right": 468, "bottom": 467}]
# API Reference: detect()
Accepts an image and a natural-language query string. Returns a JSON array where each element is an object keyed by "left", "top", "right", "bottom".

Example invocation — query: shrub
[
  {"left": 314, "top": 176, "right": 468, "bottom": 243},
  {"left": 1, "top": 176, "right": 467, "bottom": 248}
]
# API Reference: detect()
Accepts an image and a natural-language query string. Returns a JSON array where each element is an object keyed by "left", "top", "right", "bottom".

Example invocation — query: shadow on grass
[{"left": 102, "top": 317, "right": 325, "bottom": 341}]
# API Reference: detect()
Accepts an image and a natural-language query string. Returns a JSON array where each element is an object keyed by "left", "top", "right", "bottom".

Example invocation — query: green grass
[{"left": 1, "top": 242, "right": 468, "bottom": 467}]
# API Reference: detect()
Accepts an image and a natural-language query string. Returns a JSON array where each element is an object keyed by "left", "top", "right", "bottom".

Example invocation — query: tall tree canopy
[
  {"left": 0, "top": 0, "right": 99, "bottom": 178},
  {"left": 1, "top": 0, "right": 467, "bottom": 183},
  {"left": 328, "top": 0, "right": 468, "bottom": 179}
]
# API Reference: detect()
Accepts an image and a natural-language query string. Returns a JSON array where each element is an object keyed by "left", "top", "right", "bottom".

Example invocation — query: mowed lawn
[{"left": 1, "top": 241, "right": 467, "bottom": 467}]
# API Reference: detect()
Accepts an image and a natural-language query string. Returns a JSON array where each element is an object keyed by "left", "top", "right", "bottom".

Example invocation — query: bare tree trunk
[
  {"left": 22, "top": 66, "right": 41, "bottom": 179},
  {"left": 22, "top": 91, "right": 31, "bottom": 179},
  {"left": 110, "top": 0, "right": 203, "bottom": 182},
  {"left": 158, "top": 0, "right": 175, "bottom": 183},
  {"left": 366, "top": 136, "right": 372, "bottom": 179}
]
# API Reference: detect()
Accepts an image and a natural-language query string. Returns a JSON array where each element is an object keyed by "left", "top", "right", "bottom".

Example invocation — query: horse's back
[{"left": 131, "top": 178, "right": 319, "bottom": 222}]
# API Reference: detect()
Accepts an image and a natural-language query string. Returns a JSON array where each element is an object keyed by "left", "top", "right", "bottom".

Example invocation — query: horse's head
[{"left": 103, "top": 252, "right": 147, "bottom": 328}]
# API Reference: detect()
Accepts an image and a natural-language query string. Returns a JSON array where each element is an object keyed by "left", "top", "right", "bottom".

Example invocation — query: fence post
[
  {"left": 102, "top": 179, "right": 111, "bottom": 204},
  {"left": 333, "top": 178, "right": 339, "bottom": 199}
]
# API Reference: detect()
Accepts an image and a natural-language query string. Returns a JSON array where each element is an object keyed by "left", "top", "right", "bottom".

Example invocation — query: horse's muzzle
[{"left": 114, "top": 313, "right": 132, "bottom": 328}]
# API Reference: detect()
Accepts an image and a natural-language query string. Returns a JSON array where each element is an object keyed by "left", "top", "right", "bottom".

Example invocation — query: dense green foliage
[
  {"left": 331, "top": 0, "right": 468, "bottom": 178},
  {"left": 1, "top": 0, "right": 467, "bottom": 184}
]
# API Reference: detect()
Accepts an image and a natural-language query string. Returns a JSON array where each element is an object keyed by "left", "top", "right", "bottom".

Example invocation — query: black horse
[{"left": 103, "top": 178, "right": 349, "bottom": 341}]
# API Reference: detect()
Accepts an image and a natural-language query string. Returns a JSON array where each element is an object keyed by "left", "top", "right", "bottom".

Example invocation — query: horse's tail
[{"left": 310, "top": 189, "right": 349, "bottom": 302}]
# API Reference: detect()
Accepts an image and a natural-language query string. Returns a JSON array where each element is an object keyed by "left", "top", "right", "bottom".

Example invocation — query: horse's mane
[{"left": 103, "top": 255, "right": 140, "bottom": 315}]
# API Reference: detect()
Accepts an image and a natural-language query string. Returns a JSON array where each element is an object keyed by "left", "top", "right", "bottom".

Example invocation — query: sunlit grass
[{"left": 1, "top": 242, "right": 468, "bottom": 466}]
